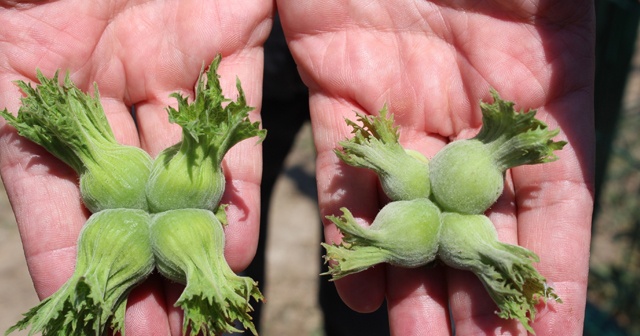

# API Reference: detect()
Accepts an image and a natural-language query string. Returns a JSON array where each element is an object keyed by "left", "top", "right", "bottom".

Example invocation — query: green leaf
[
  {"left": 6, "top": 209, "right": 154, "bottom": 336},
  {"left": 146, "top": 54, "right": 267, "bottom": 212},
  {"left": 166, "top": 54, "right": 266, "bottom": 165},
  {"left": 475, "top": 89, "right": 567, "bottom": 170},
  {"left": 438, "top": 212, "right": 562, "bottom": 334},
  {"left": 150, "top": 209, "right": 263, "bottom": 335},
  {"left": 336, "top": 107, "right": 431, "bottom": 200},
  {"left": 323, "top": 199, "right": 441, "bottom": 280},
  {"left": 0, "top": 71, "right": 152, "bottom": 212}
]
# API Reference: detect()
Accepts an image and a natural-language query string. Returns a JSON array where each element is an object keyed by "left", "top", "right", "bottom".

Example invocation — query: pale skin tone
[
  {"left": 0, "top": 1, "right": 594, "bottom": 336},
  {"left": 0, "top": 1, "right": 272, "bottom": 335},
  {"left": 277, "top": 0, "right": 594, "bottom": 335}
]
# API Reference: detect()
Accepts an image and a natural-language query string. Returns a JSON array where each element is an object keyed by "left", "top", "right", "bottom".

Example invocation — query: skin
[
  {"left": 277, "top": 0, "right": 594, "bottom": 335},
  {"left": 0, "top": 0, "right": 595, "bottom": 335},
  {"left": 0, "top": 1, "right": 272, "bottom": 335}
]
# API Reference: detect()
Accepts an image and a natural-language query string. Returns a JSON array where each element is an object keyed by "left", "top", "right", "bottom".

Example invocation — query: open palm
[
  {"left": 278, "top": 1, "right": 594, "bottom": 335},
  {"left": 0, "top": 1, "right": 271, "bottom": 334}
]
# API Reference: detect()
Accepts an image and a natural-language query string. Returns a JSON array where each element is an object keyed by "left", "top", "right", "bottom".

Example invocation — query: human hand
[
  {"left": 0, "top": 1, "right": 272, "bottom": 334},
  {"left": 277, "top": 1, "right": 594, "bottom": 334}
]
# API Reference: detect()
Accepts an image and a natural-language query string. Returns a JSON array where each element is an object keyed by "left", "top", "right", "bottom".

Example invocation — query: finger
[
  {"left": 445, "top": 172, "right": 526, "bottom": 334},
  {"left": 207, "top": 55, "right": 266, "bottom": 271},
  {"left": 383, "top": 122, "right": 453, "bottom": 335},
  {"left": 386, "top": 265, "right": 451, "bottom": 336},
  {"left": 99, "top": 98, "right": 143, "bottom": 147},
  {"left": 129, "top": 56, "right": 268, "bottom": 155},
  {"left": 446, "top": 268, "right": 525, "bottom": 335},
  {"left": 132, "top": 52, "right": 266, "bottom": 272},
  {"left": 0, "top": 128, "right": 84, "bottom": 296},
  {"left": 330, "top": 267, "right": 387, "bottom": 313},
  {"left": 220, "top": 158, "right": 262, "bottom": 272},
  {"left": 320, "top": 155, "right": 388, "bottom": 312},
  {"left": 123, "top": 276, "right": 174, "bottom": 336},
  {"left": 512, "top": 101, "right": 594, "bottom": 335},
  {"left": 132, "top": 89, "right": 188, "bottom": 158},
  {"left": 312, "top": 94, "right": 388, "bottom": 311}
]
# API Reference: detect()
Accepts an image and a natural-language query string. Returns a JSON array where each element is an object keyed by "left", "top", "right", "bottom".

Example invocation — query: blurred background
[
  {"left": 588, "top": 0, "right": 640, "bottom": 335},
  {"left": 2, "top": 0, "right": 640, "bottom": 335}
]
